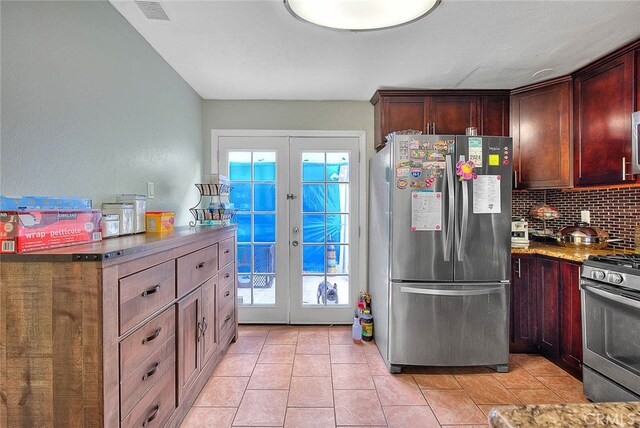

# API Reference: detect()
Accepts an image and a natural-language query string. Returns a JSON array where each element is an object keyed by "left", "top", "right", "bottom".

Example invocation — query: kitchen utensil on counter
[{"left": 556, "top": 222, "right": 614, "bottom": 249}]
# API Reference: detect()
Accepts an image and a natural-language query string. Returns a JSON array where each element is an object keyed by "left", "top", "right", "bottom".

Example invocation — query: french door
[{"left": 218, "top": 133, "right": 360, "bottom": 324}]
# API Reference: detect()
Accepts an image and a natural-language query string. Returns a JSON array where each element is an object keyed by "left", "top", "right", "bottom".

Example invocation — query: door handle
[
  {"left": 444, "top": 154, "right": 454, "bottom": 262},
  {"left": 400, "top": 286, "right": 504, "bottom": 296},
  {"left": 292, "top": 240, "right": 299, "bottom": 246}
]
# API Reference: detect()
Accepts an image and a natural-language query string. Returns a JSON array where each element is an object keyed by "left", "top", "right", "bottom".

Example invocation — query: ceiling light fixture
[{"left": 284, "top": 0, "right": 440, "bottom": 32}]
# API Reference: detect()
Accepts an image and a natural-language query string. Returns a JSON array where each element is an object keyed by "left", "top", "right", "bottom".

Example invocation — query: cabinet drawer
[
  {"left": 218, "top": 299, "right": 235, "bottom": 341},
  {"left": 120, "top": 336, "right": 175, "bottom": 417},
  {"left": 218, "top": 237, "right": 235, "bottom": 268},
  {"left": 119, "top": 260, "right": 175, "bottom": 335},
  {"left": 218, "top": 268, "right": 235, "bottom": 312},
  {"left": 177, "top": 244, "right": 218, "bottom": 297},
  {"left": 120, "top": 365, "right": 176, "bottom": 427},
  {"left": 120, "top": 306, "right": 176, "bottom": 380}
]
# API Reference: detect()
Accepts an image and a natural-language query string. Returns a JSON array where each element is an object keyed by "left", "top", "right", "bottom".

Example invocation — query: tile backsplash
[{"left": 513, "top": 187, "right": 640, "bottom": 250}]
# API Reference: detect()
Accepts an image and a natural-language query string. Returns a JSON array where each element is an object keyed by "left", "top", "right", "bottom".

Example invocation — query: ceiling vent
[{"left": 135, "top": 1, "right": 170, "bottom": 21}]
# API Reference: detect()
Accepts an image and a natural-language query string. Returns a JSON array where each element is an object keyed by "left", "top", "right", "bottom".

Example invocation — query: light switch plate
[
  {"left": 147, "top": 182, "right": 155, "bottom": 199},
  {"left": 581, "top": 210, "right": 590, "bottom": 224}
]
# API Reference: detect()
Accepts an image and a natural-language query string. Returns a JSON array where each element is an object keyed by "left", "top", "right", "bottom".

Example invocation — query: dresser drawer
[
  {"left": 218, "top": 237, "right": 235, "bottom": 268},
  {"left": 218, "top": 299, "right": 235, "bottom": 341},
  {"left": 120, "top": 365, "right": 176, "bottom": 427},
  {"left": 120, "top": 306, "right": 176, "bottom": 380},
  {"left": 218, "top": 267, "right": 235, "bottom": 311},
  {"left": 177, "top": 244, "right": 218, "bottom": 297},
  {"left": 120, "top": 336, "right": 175, "bottom": 417},
  {"left": 119, "top": 260, "right": 175, "bottom": 335}
]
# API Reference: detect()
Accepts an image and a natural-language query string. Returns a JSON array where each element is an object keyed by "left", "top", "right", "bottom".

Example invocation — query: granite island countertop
[
  {"left": 511, "top": 241, "right": 639, "bottom": 263},
  {"left": 488, "top": 402, "right": 640, "bottom": 427}
]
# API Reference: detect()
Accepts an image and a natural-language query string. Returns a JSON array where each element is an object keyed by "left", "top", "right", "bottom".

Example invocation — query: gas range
[{"left": 582, "top": 254, "right": 640, "bottom": 292}]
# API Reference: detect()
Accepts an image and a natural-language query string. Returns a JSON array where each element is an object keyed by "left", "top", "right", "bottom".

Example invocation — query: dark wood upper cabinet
[
  {"left": 429, "top": 96, "right": 479, "bottom": 135},
  {"left": 371, "top": 90, "right": 510, "bottom": 151},
  {"left": 482, "top": 96, "right": 510, "bottom": 137},
  {"left": 573, "top": 51, "right": 635, "bottom": 186},
  {"left": 511, "top": 78, "right": 572, "bottom": 189}
]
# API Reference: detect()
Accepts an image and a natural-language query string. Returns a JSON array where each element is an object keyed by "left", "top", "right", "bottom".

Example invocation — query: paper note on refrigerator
[
  {"left": 468, "top": 138, "right": 483, "bottom": 167},
  {"left": 472, "top": 175, "right": 501, "bottom": 214},
  {"left": 411, "top": 191, "right": 442, "bottom": 231}
]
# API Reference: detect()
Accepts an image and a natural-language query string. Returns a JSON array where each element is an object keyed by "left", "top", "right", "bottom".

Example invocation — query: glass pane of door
[
  {"left": 289, "top": 136, "right": 360, "bottom": 324},
  {"left": 229, "top": 151, "right": 277, "bottom": 306}
]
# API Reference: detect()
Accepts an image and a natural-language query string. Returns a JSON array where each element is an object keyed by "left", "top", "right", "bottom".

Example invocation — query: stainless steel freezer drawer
[{"left": 388, "top": 282, "right": 509, "bottom": 367}]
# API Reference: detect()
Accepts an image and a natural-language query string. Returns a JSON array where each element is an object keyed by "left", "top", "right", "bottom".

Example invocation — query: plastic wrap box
[
  {"left": 0, "top": 210, "right": 102, "bottom": 253},
  {"left": 0, "top": 195, "right": 92, "bottom": 211}
]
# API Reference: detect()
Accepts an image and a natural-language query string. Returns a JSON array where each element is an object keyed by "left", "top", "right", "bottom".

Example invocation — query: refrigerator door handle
[
  {"left": 444, "top": 154, "right": 454, "bottom": 261},
  {"left": 400, "top": 285, "right": 504, "bottom": 297},
  {"left": 456, "top": 155, "right": 469, "bottom": 262}
]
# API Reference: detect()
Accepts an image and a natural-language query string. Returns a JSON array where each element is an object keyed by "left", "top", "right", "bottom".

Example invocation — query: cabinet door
[
  {"left": 429, "top": 96, "right": 478, "bottom": 135},
  {"left": 201, "top": 275, "right": 218, "bottom": 365},
  {"left": 384, "top": 97, "right": 428, "bottom": 138},
  {"left": 510, "top": 256, "right": 538, "bottom": 353},
  {"left": 536, "top": 258, "right": 560, "bottom": 358},
  {"left": 511, "top": 80, "right": 572, "bottom": 189},
  {"left": 560, "top": 261, "right": 583, "bottom": 378},
  {"left": 574, "top": 52, "right": 634, "bottom": 186},
  {"left": 177, "top": 288, "right": 201, "bottom": 402},
  {"left": 481, "top": 96, "right": 509, "bottom": 137}
]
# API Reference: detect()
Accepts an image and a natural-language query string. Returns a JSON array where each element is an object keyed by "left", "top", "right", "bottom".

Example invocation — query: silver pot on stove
[{"left": 556, "top": 222, "right": 610, "bottom": 249}]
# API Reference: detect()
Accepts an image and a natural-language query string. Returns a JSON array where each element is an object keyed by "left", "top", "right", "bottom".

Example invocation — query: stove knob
[
  {"left": 609, "top": 273, "right": 623, "bottom": 284},
  {"left": 591, "top": 270, "right": 606, "bottom": 280}
]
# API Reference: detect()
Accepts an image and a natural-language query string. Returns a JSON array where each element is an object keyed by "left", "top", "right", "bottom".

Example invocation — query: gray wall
[
  {"left": 202, "top": 100, "right": 374, "bottom": 174},
  {"left": 1, "top": 1, "right": 203, "bottom": 226}
]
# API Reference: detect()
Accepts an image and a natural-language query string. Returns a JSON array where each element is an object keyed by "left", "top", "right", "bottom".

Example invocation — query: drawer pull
[
  {"left": 224, "top": 273, "right": 230, "bottom": 279},
  {"left": 142, "top": 361, "right": 160, "bottom": 381},
  {"left": 142, "top": 327, "right": 162, "bottom": 345},
  {"left": 224, "top": 249, "right": 230, "bottom": 254},
  {"left": 224, "top": 290, "right": 230, "bottom": 297},
  {"left": 201, "top": 317, "right": 208, "bottom": 334},
  {"left": 141, "top": 284, "right": 161, "bottom": 297},
  {"left": 142, "top": 403, "right": 160, "bottom": 427},
  {"left": 224, "top": 314, "right": 232, "bottom": 323},
  {"left": 196, "top": 262, "right": 206, "bottom": 269}
]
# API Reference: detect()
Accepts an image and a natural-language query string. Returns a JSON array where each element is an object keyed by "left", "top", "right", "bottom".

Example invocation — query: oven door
[{"left": 581, "top": 279, "right": 640, "bottom": 394}]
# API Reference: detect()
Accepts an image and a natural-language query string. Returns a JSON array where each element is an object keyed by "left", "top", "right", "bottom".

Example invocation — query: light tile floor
[{"left": 180, "top": 325, "right": 589, "bottom": 428}]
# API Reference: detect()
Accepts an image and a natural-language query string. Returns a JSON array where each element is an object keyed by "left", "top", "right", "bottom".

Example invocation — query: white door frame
[{"left": 212, "top": 129, "right": 367, "bottom": 324}]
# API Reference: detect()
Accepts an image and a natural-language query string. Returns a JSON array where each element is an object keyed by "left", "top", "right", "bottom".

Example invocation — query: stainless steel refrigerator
[{"left": 369, "top": 134, "right": 512, "bottom": 373}]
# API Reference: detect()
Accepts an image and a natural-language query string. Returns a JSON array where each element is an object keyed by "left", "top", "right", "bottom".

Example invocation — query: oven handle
[{"left": 582, "top": 283, "right": 640, "bottom": 309}]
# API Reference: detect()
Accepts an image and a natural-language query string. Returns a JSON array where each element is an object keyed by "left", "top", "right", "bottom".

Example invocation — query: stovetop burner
[{"left": 588, "top": 254, "right": 640, "bottom": 270}]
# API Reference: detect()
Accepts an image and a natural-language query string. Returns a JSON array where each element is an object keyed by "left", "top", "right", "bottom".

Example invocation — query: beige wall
[
  {"left": 202, "top": 100, "right": 374, "bottom": 174},
  {"left": 1, "top": 1, "right": 203, "bottom": 226}
]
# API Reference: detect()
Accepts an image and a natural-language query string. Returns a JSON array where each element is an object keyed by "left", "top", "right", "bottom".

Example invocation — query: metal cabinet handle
[
  {"left": 142, "top": 403, "right": 160, "bottom": 427},
  {"left": 141, "top": 284, "right": 160, "bottom": 297},
  {"left": 224, "top": 273, "right": 230, "bottom": 279},
  {"left": 224, "top": 290, "right": 230, "bottom": 297},
  {"left": 623, "top": 157, "right": 626, "bottom": 181},
  {"left": 224, "top": 249, "right": 230, "bottom": 254},
  {"left": 515, "top": 258, "right": 521, "bottom": 278},
  {"left": 142, "top": 361, "right": 160, "bottom": 381},
  {"left": 514, "top": 170, "right": 518, "bottom": 189},
  {"left": 433, "top": 122, "right": 436, "bottom": 134},
  {"left": 224, "top": 314, "right": 232, "bottom": 323},
  {"left": 142, "top": 327, "right": 162, "bottom": 345},
  {"left": 292, "top": 241, "right": 299, "bottom": 246},
  {"left": 196, "top": 262, "right": 206, "bottom": 269},
  {"left": 425, "top": 123, "right": 430, "bottom": 134},
  {"left": 197, "top": 322, "right": 203, "bottom": 342}
]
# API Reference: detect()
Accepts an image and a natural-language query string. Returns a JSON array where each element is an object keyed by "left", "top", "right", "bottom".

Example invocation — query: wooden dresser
[{"left": 0, "top": 225, "right": 237, "bottom": 427}]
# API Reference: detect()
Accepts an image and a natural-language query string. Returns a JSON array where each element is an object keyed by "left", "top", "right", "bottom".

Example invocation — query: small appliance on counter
[{"left": 511, "top": 217, "right": 529, "bottom": 248}]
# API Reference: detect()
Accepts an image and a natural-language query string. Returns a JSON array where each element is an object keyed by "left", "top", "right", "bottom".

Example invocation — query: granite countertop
[
  {"left": 489, "top": 402, "right": 640, "bottom": 427},
  {"left": 511, "top": 241, "right": 639, "bottom": 263}
]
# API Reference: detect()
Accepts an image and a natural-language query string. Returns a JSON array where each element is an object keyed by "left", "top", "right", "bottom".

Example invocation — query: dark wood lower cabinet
[
  {"left": 510, "top": 254, "right": 583, "bottom": 380},
  {"left": 536, "top": 258, "right": 561, "bottom": 359},
  {"left": 560, "top": 262, "right": 583, "bottom": 378},
  {"left": 510, "top": 256, "right": 538, "bottom": 352}
]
